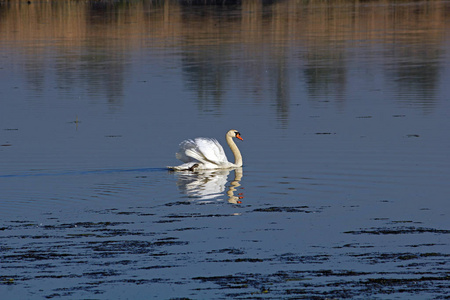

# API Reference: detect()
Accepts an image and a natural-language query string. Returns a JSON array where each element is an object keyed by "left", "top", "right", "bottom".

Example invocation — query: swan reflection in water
[{"left": 173, "top": 168, "right": 244, "bottom": 204}]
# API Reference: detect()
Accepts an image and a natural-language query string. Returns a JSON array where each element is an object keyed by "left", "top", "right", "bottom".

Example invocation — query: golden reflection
[
  {"left": 1, "top": 0, "right": 448, "bottom": 111},
  {"left": 1, "top": 1, "right": 447, "bottom": 54},
  {"left": 174, "top": 168, "right": 244, "bottom": 203},
  {"left": 226, "top": 167, "right": 244, "bottom": 204}
]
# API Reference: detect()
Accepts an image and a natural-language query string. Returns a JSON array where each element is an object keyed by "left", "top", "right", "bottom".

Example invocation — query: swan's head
[{"left": 227, "top": 129, "right": 243, "bottom": 141}]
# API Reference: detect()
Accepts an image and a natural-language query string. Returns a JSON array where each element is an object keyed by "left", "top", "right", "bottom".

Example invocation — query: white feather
[
  {"left": 192, "top": 138, "right": 228, "bottom": 164},
  {"left": 168, "top": 129, "right": 243, "bottom": 171}
]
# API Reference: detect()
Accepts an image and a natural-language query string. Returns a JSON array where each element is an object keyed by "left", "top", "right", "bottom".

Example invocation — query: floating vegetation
[
  {"left": 344, "top": 226, "right": 450, "bottom": 235},
  {"left": 1, "top": 207, "right": 448, "bottom": 299},
  {"left": 0, "top": 192, "right": 447, "bottom": 299},
  {"left": 253, "top": 206, "right": 317, "bottom": 213},
  {"left": 1, "top": 278, "right": 15, "bottom": 285}
]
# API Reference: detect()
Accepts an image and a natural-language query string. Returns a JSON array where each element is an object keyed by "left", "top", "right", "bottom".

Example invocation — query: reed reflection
[
  {"left": 0, "top": 0, "right": 448, "bottom": 114},
  {"left": 174, "top": 168, "right": 244, "bottom": 204}
]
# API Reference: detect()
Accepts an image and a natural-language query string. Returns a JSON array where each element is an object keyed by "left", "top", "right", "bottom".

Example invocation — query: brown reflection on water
[{"left": 1, "top": 0, "right": 449, "bottom": 112}]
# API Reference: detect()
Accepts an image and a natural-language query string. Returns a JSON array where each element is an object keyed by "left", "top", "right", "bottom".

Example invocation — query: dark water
[{"left": 1, "top": 0, "right": 449, "bottom": 299}]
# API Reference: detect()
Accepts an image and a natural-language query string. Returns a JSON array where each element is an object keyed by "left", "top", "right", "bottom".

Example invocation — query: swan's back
[{"left": 176, "top": 137, "right": 228, "bottom": 165}]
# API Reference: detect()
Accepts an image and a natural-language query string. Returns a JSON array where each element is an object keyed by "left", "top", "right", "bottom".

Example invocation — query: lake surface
[{"left": 1, "top": 0, "right": 449, "bottom": 299}]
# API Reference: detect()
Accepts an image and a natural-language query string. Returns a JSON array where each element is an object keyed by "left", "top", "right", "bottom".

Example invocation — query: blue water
[{"left": 1, "top": 1, "right": 449, "bottom": 299}]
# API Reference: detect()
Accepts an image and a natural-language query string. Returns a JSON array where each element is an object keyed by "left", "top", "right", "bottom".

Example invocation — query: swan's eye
[
  {"left": 235, "top": 131, "right": 243, "bottom": 141},
  {"left": 235, "top": 131, "right": 241, "bottom": 136}
]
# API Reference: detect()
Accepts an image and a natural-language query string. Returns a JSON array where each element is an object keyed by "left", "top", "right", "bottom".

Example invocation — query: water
[{"left": 1, "top": 0, "right": 449, "bottom": 299}]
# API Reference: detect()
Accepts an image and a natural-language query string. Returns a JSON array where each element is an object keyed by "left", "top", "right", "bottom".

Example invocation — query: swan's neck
[{"left": 226, "top": 135, "right": 243, "bottom": 167}]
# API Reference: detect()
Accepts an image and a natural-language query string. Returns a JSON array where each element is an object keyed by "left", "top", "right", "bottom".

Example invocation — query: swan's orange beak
[{"left": 236, "top": 133, "right": 243, "bottom": 141}]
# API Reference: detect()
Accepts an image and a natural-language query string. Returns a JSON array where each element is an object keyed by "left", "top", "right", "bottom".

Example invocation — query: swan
[{"left": 168, "top": 129, "right": 243, "bottom": 171}]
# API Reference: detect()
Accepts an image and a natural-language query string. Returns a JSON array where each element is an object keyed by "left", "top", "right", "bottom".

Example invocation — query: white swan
[{"left": 168, "top": 129, "right": 243, "bottom": 171}]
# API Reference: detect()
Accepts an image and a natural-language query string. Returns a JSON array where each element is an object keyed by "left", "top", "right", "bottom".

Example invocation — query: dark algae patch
[
  {"left": 363, "top": 275, "right": 450, "bottom": 285},
  {"left": 357, "top": 275, "right": 450, "bottom": 297},
  {"left": 344, "top": 226, "right": 450, "bottom": 235},
  {"left": 253, "top": 206, "right": 322, "bottom": 213},
  {"left": 192, "top": 269, "right": 450, "bottom": 298}
]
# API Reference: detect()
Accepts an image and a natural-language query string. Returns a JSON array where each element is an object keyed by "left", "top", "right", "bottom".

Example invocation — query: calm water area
[{"left": 1, "top": 0, "right": 449, "bottom": 299}]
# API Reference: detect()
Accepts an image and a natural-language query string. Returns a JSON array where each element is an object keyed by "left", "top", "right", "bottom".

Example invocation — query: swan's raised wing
[
  {"left": 176, "top": 137, "right": 228, "bottom": 166},
  {"left": 194, "top": 137, "right": 228, "bottom": 164}
]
